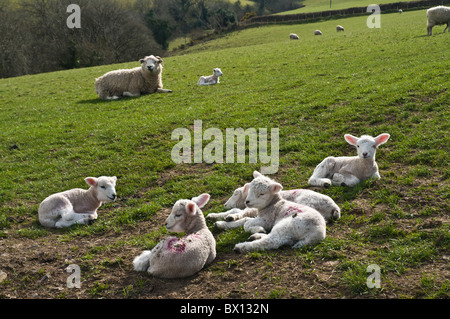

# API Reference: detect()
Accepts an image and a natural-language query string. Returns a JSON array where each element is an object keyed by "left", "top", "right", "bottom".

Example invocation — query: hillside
[{"left": 0, "top": 8, "right": 448, "bottom": 302}]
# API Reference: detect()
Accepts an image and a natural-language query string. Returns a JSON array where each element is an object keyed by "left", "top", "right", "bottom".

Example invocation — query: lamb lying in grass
[
  {"left": 197, "top": 68, "right": 223, "bottom": 85},
  {"left": 208, "top": 177, "right": 340, "bottom": 228},
  {"left": 233, "top": 171, "right": 326, "bottom": 253},
  {"left": 95, "top": 55, "right": 172, "bottom": 100},
  {"left": 38, "top": 176, "right": 117, "bottom": 228},
  {"left": 133, "top": 193, "right": 216, "bottom": 279},
  {"left": 308, "top": 133, "right": 390, "bottom": 187}
]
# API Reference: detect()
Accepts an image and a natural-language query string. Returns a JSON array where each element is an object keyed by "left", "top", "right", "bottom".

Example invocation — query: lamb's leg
[
  {"left": 443, "top": 23, "right": 449, "bottom": 33},
  {"left": 55, "top": 210, "right": 97, "bottom": 228},
  {"left": 215, "top": 217, "right": 249, "bottom": 230},
  {"left": 308, "top": 157, "right": 336, "bottom": 187},
  {"left": 331, "top": 173, "right": 360, "bottom": 186},
  {"left": 234, "top": 232, "right": 288, "bottom": 253},
  {"left": 133, "top": 250, "right": 153, "bottom": 272},
  {"left": 243, "top": 217, "right": 268, "bottom": 234},
  {"left": 206, "top": 208, "right": 242, "bottom": 221},
  {"left": 156, "top": 88, "right": 173, "bottom": 93}
]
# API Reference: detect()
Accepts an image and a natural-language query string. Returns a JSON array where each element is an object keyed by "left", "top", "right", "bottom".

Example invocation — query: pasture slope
[{"left": 0, "top": 8, "right": 449, "bottom": 303}]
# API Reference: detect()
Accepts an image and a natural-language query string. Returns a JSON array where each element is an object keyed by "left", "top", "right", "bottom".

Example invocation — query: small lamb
[
  {"left": 426, "top": 6, "right": 450, "bottom": 35},
  {"left": 308, "top": 133, "right": 390, "bottom": 187},
  {"left": 233, "top": 171, "right": 326, "bottom": 253},
  {"left": 290, "top": 33, "right": 300, "bottom": 40},
  {"left": 95, "top": 55, "right": 172, "bottom": 100},
  {"left": 38, "top": 176, "right": 117, "bottom": 228},
  {"left": 208, "top": 179, "right": 340, "bottom": 224},
  {"left": 197, "top": 68, "right": 223, "bottom": 86},
  {"left": 336, "top": 25, "right": 345, "bottom": 32},
  {"left": 314, "top": 30, "right": 323, "bottom": 35},
  {"left": 133, "top": 193, "right": 216, "bottom": 279}
]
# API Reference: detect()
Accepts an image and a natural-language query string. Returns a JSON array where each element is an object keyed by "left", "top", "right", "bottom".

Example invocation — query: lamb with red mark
[{"left": 133, "top": 194, "right": 216, "bottom": 278}]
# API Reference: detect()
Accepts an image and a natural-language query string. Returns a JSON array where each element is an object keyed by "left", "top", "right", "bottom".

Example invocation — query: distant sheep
[
  {"left": 233, "top": 171, "right": 326, "bottom": 253},
  {"left": 426, "top": 6, "right": 450, "bottom": 35},
  {"left": 290, "top": 33, "right": 299, "bottom": 40},
  {"left": 38, "top": 176, "right": 117, "bottom": 228},
  {"left": 314, "top": 30, "right": 323, "bottom": 35},
  {"left": 197, "top": 68, "right": 223, "bottom": 86},
  {"left": 95, "top": 55, "right": 172, "bottom": 100},
  {"left": 336, "top": 25, "right": 344, "bottom": 32},
  {"left": 208, "top": 182, "right": 340, "bottom": 225},
  {"left": 308, "top": 133, "right": 390, "bottom": 187},
  {"left": 398, "top": 9, "right": 403, "bottom": 14},
  {"left": 133, "top": 194, "right": 216, "bottom": 279}
]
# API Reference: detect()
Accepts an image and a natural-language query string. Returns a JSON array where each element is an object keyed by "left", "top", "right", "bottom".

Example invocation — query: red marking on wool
[
  {"left": 167, "top": 237, "right": 187, "bottom": 253},
  {"left": 284, "top": 205, "right": 303, "bottom": 217}
]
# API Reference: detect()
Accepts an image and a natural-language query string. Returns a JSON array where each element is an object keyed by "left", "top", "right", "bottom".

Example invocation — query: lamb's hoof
[
  {"left": 341, "top": 182, "right": 346, "bottom": 186},
  {"left": 86, "top": 218, "right": 96, "bottom": 225},
  {"left": 225, "top": 216, "right": 235, "bottom": 222},
  {"left": 233, "top": 247, "right": 242, "bottom": 254},
  {"left": 323, "top": 182, "right": 331, "bottom": 188}
]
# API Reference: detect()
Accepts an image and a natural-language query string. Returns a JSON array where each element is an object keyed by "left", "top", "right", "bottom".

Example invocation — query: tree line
[{"left": 0, "top": 0, "right": 302, "bottom": 78}]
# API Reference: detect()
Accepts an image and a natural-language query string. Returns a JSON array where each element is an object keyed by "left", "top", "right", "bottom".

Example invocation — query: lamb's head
[
  {"left": 213, "top": 68, "right": 223, "bottom": 77},
  {"left": 165, "top": 193, "right": 210, "bottom": 233},
  {"left": 85, "top": 176, "right": 117, "bottom": 202},
  {"left": 139, "top": 55, "right": 163, "bottom": 75},
  {"left": 245, "top": 171, "right": 283, "bottom": 210},
  {"left": 224, "top": 184, "right": 250, "bottom": 209},
  {"left": 344, "top": 133, "right": 390, "bottom": 160}
]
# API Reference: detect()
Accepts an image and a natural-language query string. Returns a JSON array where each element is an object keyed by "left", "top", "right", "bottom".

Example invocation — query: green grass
[
  {"left": 278, "top": 0, "right": 411, "bottom": 14},
  {"left": 0, "top": 9, "right": 448, "bottom": 298}
]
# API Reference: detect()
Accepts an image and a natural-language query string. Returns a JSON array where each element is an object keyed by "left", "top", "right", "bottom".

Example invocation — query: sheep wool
[{"left": 427, "top": 6, "right": 450, "bottom": 35}]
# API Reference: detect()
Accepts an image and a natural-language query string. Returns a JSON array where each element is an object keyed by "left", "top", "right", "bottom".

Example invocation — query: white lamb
[
  {"left": 133, "top": 193, "right": 216, "bottom": 279},
  {"left": 95, "top": 55, "right": 172, "bottom": 100},
  {"left": 426, "top": 6, "right": 450, "bottom": 35},
  {"left": 290, "top": 33, "right": 300, "bottom": 40},
  {"left": 233, "top": 171, "right": 326, "bottom": 253},
  {"left": 314, "top": 30, "right": 323, "bottom": 35},
  {"left": 308, "top": 133, "right": 390, "bottom": 187},
  {"left": 208, "top": 180, "right": 340, "bottom": 225},
  {"left": 38, "top": 176, "right": 117, "bottom": 228},
  {"left": 336, "top": 25, "right": 344, "bottom": 32},
  {"left": 197, "top": 68, "right": 223, "bottom": 86}
]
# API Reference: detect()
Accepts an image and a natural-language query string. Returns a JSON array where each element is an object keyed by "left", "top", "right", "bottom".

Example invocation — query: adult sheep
[
  {"left": 95, "top": 55, "right": 172, "bottom": 100},
  {"left": 427, "top": 6, "right": 450, "bottom": 35}
]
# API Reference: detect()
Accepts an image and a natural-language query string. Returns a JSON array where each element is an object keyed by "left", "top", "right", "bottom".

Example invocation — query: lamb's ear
[
  {"left": 156, "top": 56, "right": 163, "bottom": 64},
  {"left": 253, "top": 171, "right": 262, "bottom": 178},
  {"left": 242, "top": 183, "right": 250, "bottom": 196},
  {"left": 374, "top": 133, "right": 390, "bottom": 146},
  {"left": 191, "top": 193, "right": 210, "bottom": 208},
  {"left": 269, "top": 182, "right": 283, "bottom": 194},
  {"left": 85, "top": 177, "right": 98, "bottom": 187},
  {"left": 344, "top": 134, "right": 359, "bottom": 146},
  {"left": 186, "top": 202, "right": 197, "bottom": 215},
  {"left": 139, "top": 58, "right": 145, "bottom": 64}
]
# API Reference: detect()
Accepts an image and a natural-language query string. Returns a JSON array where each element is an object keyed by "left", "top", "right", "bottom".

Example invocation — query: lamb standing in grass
[
  {"left": 197, "top": 68, "right": 223, "bottom": 86},
  {"left": 314, "top": 30, "right": 323, "bottom": 35},
  {"left": 133, "top": 193, "right": 216, "bottom": 279},
  {"left": 208, "top": 179, "right": 340, "bottom": 225},
  {"left": 308, "top": 133, "right": 390, "bottom": 187},
  {"left": 233, "top": 172, "right": 326, "bottom": 253},
  {"left": 95, "top": 55, "right": 172, "bottom": 100},
  {"left": 336, "top": 25, "right": 344, "bottom": 32},
  {"left": 426, "top": 6, "right": 450, "bottom": 35},
  {"left": 290, "top": 33, "right": 300, "bottom": 40},
  {"left": 38, "top": 176, "right": 117, "bottom": 228}
]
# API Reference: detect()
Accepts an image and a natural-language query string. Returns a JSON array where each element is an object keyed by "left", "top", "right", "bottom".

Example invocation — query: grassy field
[
  {"left": 0, "top": 9, "right": 448, "bottom": 300},
  {"left": 278, "top": 0, "right": 413, "bottom": 14}
]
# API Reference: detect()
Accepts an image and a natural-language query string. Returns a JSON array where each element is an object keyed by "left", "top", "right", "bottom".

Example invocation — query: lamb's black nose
[
  {"left": 245, "top": 200, "right": 250, "bottom": 204},
  {"left": 363, "top": 152, "right": 368, "bottom": 157}
]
